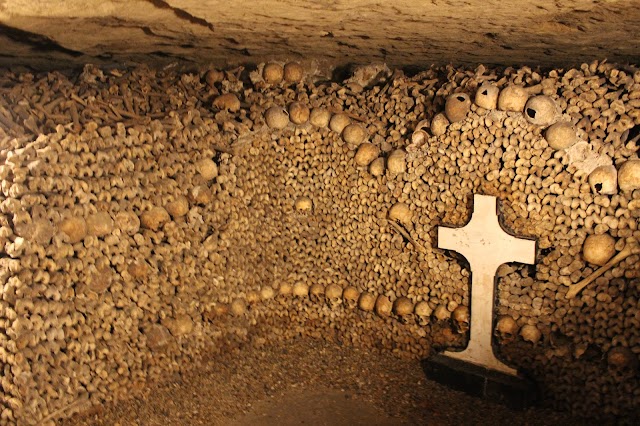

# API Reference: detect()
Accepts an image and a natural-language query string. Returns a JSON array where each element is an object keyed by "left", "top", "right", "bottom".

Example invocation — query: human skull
[
  {"left": 393, "top": 297, "right": 414, "bottom": 324},
  {"left": 498, "top": 85, "right": 529, "bottom": 112},
  {"left": 452, "top": 306, "right": 470, "bottom": 334},
  {"left": 295, "top": 196, "right": 313, "bottom": 213},
  {"left": 230, "top": 298, "right": 246, "bottom": 316},
  {"left": 276, "top": 283, "right": 292, "bottom": 305},
  {"left": 433, "top": 305, "right": 451, "bottom": 322},
  {"left": 445, "top": 93, "right": 471, "bottom": 123},
  {"left": 260, "top": 286, "right": 275, "bottom": 301},
  {"left": 545, "top": 121, "right": 578, "bottom": 150},
  {"left": 607, "top": 346, "right": 638, "bottom": 380},
  {"left": 292, "top": 282, "right": 309, "bottom": 298},
  {"left": 325, "top": 283, "right": 343, "bottom": 309},
  {"left": 342, "top": 286, "right": 359, "bottom": 309},
  {"left": 495, "top": 316, "right": 519, "bottom": 344},
  {"left": 618, "top": 159, "right": 640, "bottom": 191},
  {"left": 245, "top": 291, "right": 259, "bottom": 305},
  {"left": 414, "top": 301, "right": 432, "bottom": 326},
  {"left": 430, "top": 113, "right": 449, "bottom": 137},
  {"left": 375, "top": 295, "right": 392, "bottom": 317},
  {"left": 358, "top": 291, "right": 376, "bottom": 312},
  {"left": 474, "top": 83, "right": 499, "bottom": 110},
  {"left": 520, "top": 324, "right": 542, "bottom": 345},
  {"left": 524, "top": 95, "right": 559, "bottom": 127},
  {"left": 582, "top": 233, "right": 616, "bottom": 266},
  {"left": 309, "top": 283, "right": 325, "bottom": 303},
  {"left": 410, "top": 119, "right": 430, "bottom": 147},
  {"left": 588, "top": 165, "right": 618, "bottom": 195},
  {"left": 212, "top": 303, "right": 229, "bottom": 318}
]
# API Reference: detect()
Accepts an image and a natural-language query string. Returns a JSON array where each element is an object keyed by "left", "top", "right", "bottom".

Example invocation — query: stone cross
[{"left": 437, "top": 194, "right": 536, "bottom": 375}]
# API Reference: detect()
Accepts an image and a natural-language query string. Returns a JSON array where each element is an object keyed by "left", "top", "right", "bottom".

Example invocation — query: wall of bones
[{"left": 0, "top": 61, "right": 639, "bottom": 424}]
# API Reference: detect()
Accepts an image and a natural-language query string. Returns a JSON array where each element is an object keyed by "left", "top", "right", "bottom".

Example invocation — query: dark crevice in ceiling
[
  {"left": 0, "top": 22, "right": 85, "bottom": 57},
  {"left": 145, "top": 0, "right": 215, "bottom": 32}
]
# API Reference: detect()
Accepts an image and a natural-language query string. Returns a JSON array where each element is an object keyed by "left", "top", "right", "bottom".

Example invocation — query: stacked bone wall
[{"left": 0, "top": 61, "right": 639, "bottom": 424}]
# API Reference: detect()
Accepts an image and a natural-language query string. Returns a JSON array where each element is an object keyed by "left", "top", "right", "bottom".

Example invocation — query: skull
[
  {"left": 607, "top": 346, "right": 638, "bottom": 380},
  {"left": 451, "top": 306, "right": 470, "bottom": 334},
  {"left": 293, "top": 282, "right": 309, "bottom": 298},
  {"left": 295, "top": 196, "right": 313, "bottom": 213},
  {"left": 325, "top": 283, "right": 343, "bottom": 309},
  {"left": 393, "top": 297, "right": 414, "bottom": 323},
  {"left": 520, "top": 324, "right": 542, "bottom": 346},
  {"left": 260, "top": 286, "right": 275, "bottom": 301},
  {"left": 358, "top": 291, "right": 376, "bottom": 312},
  {"left": 524, "top": 95, "right": 559, "bottom": 127},
  {"left": 230, "top": 298, "right": 246, "bottom": 316},
  {"left": 588, "top": 165, "right": 617, "bottom": 195},
  {"left": 276, "top": 283, "right": 292, "bottom": 305},
  {"left": 309, "top": 283, "right": 324, "bottom": 303},
  {"left": 433, "top": 305, "right": 451, "bottom": 322},
  {"left": 495, "top": 315, "right": 519, "bottom": 344},
  {"left": 409, "top": 119, "right": 430, "bottom": 148},
  {"left": 474, "top": 83, "right": 499, "bottom": 109},
  {"left": 342, "top": 286, "right": 359, "bottom": 309},
  {"left": 374, "top": 295, "right": 392, "bottom": 317},
  {"left": 246, "top": 290, "right": 260, "bottom": 304},
  {"left": 414, "top": 301, "right": 432, "bottom": 326}
]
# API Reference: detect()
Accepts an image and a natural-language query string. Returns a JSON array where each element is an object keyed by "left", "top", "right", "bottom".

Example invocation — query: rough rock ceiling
[{"left": 0, "top": 0, "right": 639, "bottom": 70}]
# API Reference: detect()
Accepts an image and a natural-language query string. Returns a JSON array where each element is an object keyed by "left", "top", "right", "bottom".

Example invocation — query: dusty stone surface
[
  {"left": 62, "top": 338, "right": 583, "bottom": 426},
  {"left": 0, "top": 0, "right": 639, "bottom": 70}
]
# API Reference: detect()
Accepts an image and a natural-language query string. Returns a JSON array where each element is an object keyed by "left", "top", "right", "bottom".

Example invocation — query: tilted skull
[
  {"left": 452, "top": 305, "right": 470, "bottom": 334},
  {"left": 495, "top": 315, "right": 519, "bottom": 344},
  {"left": 324, "top": 283, "right": 343, "bottom": 309},
  {"left": 414, "top": 301, "right": 432, "bottom": 326}
]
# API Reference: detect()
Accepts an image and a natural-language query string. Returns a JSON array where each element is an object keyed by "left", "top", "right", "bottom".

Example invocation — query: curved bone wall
[{"left": 0, "top": 61, "right": 639, "bottom": 424}]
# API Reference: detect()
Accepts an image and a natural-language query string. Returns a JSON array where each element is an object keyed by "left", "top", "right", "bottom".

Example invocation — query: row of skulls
[
  {"left": 279, "top": 281, "right": 473, "bottom": 335},
  {"left": 280, "top": 281, "right": 555, "bottom": 346}
]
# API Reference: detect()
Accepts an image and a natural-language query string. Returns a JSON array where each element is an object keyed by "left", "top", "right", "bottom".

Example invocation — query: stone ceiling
[{"left": 0, "top": 0, "right": 639, "bottom": 71}]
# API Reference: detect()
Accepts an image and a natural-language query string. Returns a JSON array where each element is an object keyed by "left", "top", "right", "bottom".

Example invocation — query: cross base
[
  {"left": 443, "top": 347, "right": 517, "bottom": 376},
  {"left": 422, "top": 354, "right": 538, "bottom": 410}
]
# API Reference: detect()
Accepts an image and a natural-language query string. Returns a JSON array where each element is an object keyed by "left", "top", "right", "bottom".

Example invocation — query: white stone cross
[{"left": 437, "top": 194, "right": 536, "bottom": 375}]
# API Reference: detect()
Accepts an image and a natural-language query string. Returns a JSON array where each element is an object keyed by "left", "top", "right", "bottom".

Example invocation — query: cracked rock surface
[{"left": 0, "top": 0, "right": 639, "bottom": 70}]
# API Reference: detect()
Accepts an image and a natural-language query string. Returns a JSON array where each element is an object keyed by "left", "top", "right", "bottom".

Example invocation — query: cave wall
[
  {"left": 0, "top": 61, "right": 639, "bottom": 424},
  {"left": 0, "top": 0, "right": 639, "bottom": 70}
]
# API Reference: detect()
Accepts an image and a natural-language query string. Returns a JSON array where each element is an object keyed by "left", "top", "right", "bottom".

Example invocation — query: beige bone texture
[{"left": 566, "top": 242, "right": 637, "bottom": 299}]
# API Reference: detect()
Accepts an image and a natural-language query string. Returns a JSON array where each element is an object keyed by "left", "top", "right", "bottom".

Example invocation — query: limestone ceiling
[{"left": 0, "top": 0, "right": 638, "bottom": 70}]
